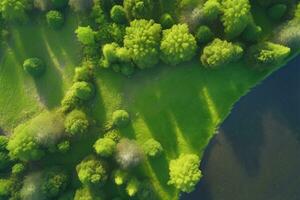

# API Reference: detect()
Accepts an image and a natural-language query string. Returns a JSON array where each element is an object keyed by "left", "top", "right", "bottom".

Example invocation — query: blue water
[{"left": 182, "top": 56, "right": 300, "bottom": 200}]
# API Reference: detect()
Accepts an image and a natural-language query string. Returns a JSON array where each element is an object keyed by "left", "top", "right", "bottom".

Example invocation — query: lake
[{"left": 182, "top": 56, "right": 300, "bottom": 200}]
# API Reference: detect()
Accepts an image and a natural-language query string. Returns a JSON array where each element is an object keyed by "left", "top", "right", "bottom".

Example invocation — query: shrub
[
  {"left": 75, "top": 26, "right": 96, "bottom": 45},
  {"left": 143, "top": 139, "right": 163, "bottom": 157},
  {"left": 51, "top": 0, "right": 68, "bottom": 9},
  {"left": 93, "top": 138, "right": 116, "bottom": 157},
  {"left": 195, "top": 25, "right": 214, "bottom": 44},
  {"left": 202, "top": 0, "right": 221, "bottom": 21},
  {"left": 296, "top": 3, "right": 300, "bottom": 19},
  {"left": 124, "top": 19, "right": 162, "bottom": 69},
  {"left": 73, "top": 66, "right": 93, "bottom": 82},
  {"left": 268, "top": 4, "right": 287, "bottom": 20},
  {"left": 110, "top": 5, "right": 127, "bottom": 24},
  {"left": 57, "top": 140, "right": 70, "bottom": 153},
  {"left": 115, "top": 139, "right": 144, "bottom": 169},
  {"left": 71, "top": 81, "right": 95, "bottom": 101},
  {"left": 112, "top": 110, "right": 130, "bottom": 128},
  {"left": 113, "top": 170, "right": 128, "bottom": 185},
  {"left": 65, "top": 110, "right": 89, "bottom": 136},
  {"left": 0, "top": 136, "right": 8, "bottom": 151},
  {"left": 168, "top": 154, "right": 202, "bottom": 193},
  {"left": 247, "top": 42, "right": 291, "bottom": 68},
  {"left": 12, "top": 163, "right": 25, "bottom": 175},
  {"left": 159, "top": 13, "right": 174, "bottom": 29},
  {"left": 76, "top": 156, "right": 107, "bottom": 185},
  {"left": 221, "top": 0, "right": 251, "bottom": 39},
  {"left": 200, "top": 38, "right": 244, "bottom": 68},
  {"left": 160, "top": 24, "right": 197, "bottom": 66},
  {"left": 126, "top": 178, "right": 139, "bottom": 197},
  {"left": 23, "top": 58, "right": 45, "bottom": 77},
  {"left": 0, "top": 0, "right": 27, "bottom": 22},
  {"left": 68, "top": 0, "right": 93, "bottom": 12},
  {"left": 46, "top": 10, "right": 64, "bottom": 29},
  {"left": 0, "top": 151, "right": 10, "bottom": 170}
]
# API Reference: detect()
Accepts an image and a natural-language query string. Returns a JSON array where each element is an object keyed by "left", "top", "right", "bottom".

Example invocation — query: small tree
[
  {"left": 64, "top": 110, "right": 89, "bottom": 136},
  {"left": 23, "top": 58, "right": 45, "bottom": 77},
  {"left": 159, "top": 13, "right": 174, "bottom": 29},
  {"left": 71, "top": 81, "right": 95, "bottom": 101},
  {"left": 12, "top": 163, "right": 25, "bottom": 175},
  {"left": 46, "top": 10, "right": 64, "bottom": 29},
  {"left": 202, "top": 0, "right": 221, "bottom": 21},
  {"left": 126, "top": 178, "right": 139, "bottom": 197},
  {"left": 110, "top": 5, "right": 127, "bottom": 24},
  {"left": 143, "top": 138, "right": 163, "bottom": 157},
  {"left": 0, "top": 0, "right": 27, "bottom": 22},
  {"left": 195, "top": 25, "right": 214, "bottom": 44},
  {"left": 113, "top": 169, "right": 128, "bottom": 185},
  {"left": 93, "top": 138, "right": 116, "bottom": 157},
  {"left": 112, "top": 110, "right": 130, "bottom": 128},
  {"left": 75, "top": 26, "right": 96, "bottom": 45}
]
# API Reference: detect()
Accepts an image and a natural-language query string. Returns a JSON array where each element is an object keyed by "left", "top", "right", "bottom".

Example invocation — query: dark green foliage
[
  {"left": 0, "top": 136, "right": 8, "bottom": 151},
  {"left": 0, "top": 179, "right": 12, "bottom": 198},
  {"left": 12, "top": 163, "right": 25, "bottom": 175},
  {"left": 268, "top": 4, "right": 287, "bottom": 20},
  {"left": 112, "top": 110, "right": 130, "bottom": 128},
  {"left": 159, "top": 13, "right": 174, "bottom": 29},
  {"left": 160, "top": 24, "right": 197, "bottom": 66},
  {"left": 104, "top": 130, "right": 121, "bottom": 142},
  {"left": 76, "top": 156, "right": 107, "bottom": 185},
  {"left": 68, "top": 0, "right": 93, "bottom": 12},
  {"left": 58, "top": 190, "right": 74, "bottom": 200},
  {"left": 93, "top": 138, "right": 116, "bottom": 157},
  {"left": 23, "top": 58, "right": 45, "bottom": 77},
  {"left": 46, "top": 10, "right": 64, "bottom": 29},
  {"left": 74, "top": 187, "right": 102, "bottom": 200},
  {"left": 65, "top": 110, "right": 89, "bottom": 136},
  {"left": 110, "top": 5, "right": 127, "bottom": 24},
  {"left": 143, "top": 138, "right": 163, "bottom": 157},
  {"left": 75, "top": 26, "right": 96, "bottom": 45},
  {"left": 0, "top": 0, "right": 27, "bottom": 22},
  {"left": 202, "top": 0, "right": 221, "bottom": 21},
  {"left": 168, "top": 154, "right": 202, "bottom": 193},
  {"left": 195, "top": 25, "right": 214, "bottom": 44},
  {"left": 0, "top": 151, "right": 10, "bottom": 170},
  {"left": 57, "top": 140, "right": 70, "bottom": 153},
  {"left": 242, "top": 19, "right": 262, "bottom": 42},
  {"left": 123, "top": 0, "right": 156, "bottom": 20},
  {"left": 120, "top": 62, "right": 135, "bottom": 76},
  {"left": 115, "top": 139, "right": 144, "bottom": 169},
  {"left": 71, "top": 81, "right": 95, "bottom": 101},
  {"left": 20, "top": 173, "right": 44, "bottom": 200},
  {"left": 124, "top": 19, "right": 161, "bottom": 69},
  {"left": 201, "top": 38, "right": 244, "bottom": 68},
  {"left": 221, "top": 0, "right": 251, "bottom": 39},
  {"left": 51, "top": 0, "right": 68, "bottom": 9},
  {"left": 137, "top": 181, "right": 157, "bottom": 200}
]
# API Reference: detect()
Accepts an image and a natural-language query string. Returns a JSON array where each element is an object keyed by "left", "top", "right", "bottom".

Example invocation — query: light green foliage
[
  {"left": 247, "top": 42, "right": 291, "bottom": 68},
  {"left": 110, "top": 5, "right": 127, "bottom": 24},
  {"left": 93, "top": 138, "right": 116, "bottom": 157},
  {"left": 12, "top": 163, "right": 25, "bottom": 175},
  {"left": 71, "top": 81, "right": 95, "bottom": 101},
  {"left": 168, "top": 154, "right": 202, "bottom": 193},
  {"left": 23, "top": 58, "right": 45, "bottom": 77},
  {"left": 123, "top": 0, "right": 155, "bottom": 20},
  {"left": 57, "top": 140, "right": 70, "bottom": 153},
  {"left": 124, "top": 19, "right": 162, "bottom": 69},
  {"left": 75, "top": 26, "right": 96, "bottom": 45},
  {"left": 143, "top": 138, "right": 163, "bottom": 157},
  {"left": 102, "top": 43, "right": 119, "bottom": 64},
  {"left": 68, "top": 0, "right": 93, "bottom": 12},
  {"left": 74, "top": 187, "right": 102, "bottom": 200},
  {"left": 201, "top": 38, "right": 243, "bottom": 68},
  {"left": 221, "top": 0, "right": 251, "bottom": 39},
  {"left": 268, "top": 4, "right": 287, "bottom": 20},
  {"left": 65, "top": 110, "right": 89, "bottom": 136},
  {"left": 160, "top": 24, "right": 197, "bottom": 66},
  {"left": 76, "top": 156, "right": 107, "bottom": 185},
  {"left": 113, "top": 170, "right": 128, "bottom": 185},
  {"left": 61, "top": 89, "right": 82, "bottom": 113},
  {"left": 160, "top": 13, "right": 174, "bottom": 29},
  {"left": 104, "top": 130, "right": 121, "bottom": 142},
  {"left": 195, "top": 25, "right": 214, "bottom": 44},
  {"left": 0, "top": 179, "right": 12, "bottom": 198},
  {"left": 112, "top": 109, "right": 130, "bottom": 128},
  {"left": 0, "top": 0, "right": 27, "bottom": 22},
  {"left": 126, "top": 178, "right": 139, "bottom": 197},
  {"left": 46, "top": 10, "right": 64, "bottom": 29},
  {"left": 202, "top": 0, "right": 221, "bottom": 21},
  {"left": 74, "top": 66, "right": 93, "bottom": 82},
  {"left": 115, "top": 139, "right": 144, "bottom": 169}
]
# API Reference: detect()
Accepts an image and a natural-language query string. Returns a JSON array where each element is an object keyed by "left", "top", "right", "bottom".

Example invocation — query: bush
[
  {"left": 113, "top": 169, "right": 128, "bottom": 185},
  {"left": 51, "top": 0, "right": 68, "bottom": 9},
  {"left": 73, "top": 66, "right": 93, "bottom": 82},
  {"left": 12, "top": 163, "right": 25, "bottom": 175},
  {"left": 124, "top": 19, "right": 162, "bottom": 69},
  {"left": 23, "top": 58, "right": 45, "bottom": 77},
  {"left": 57, "top": 140, "right": 70, "bottom": 153},
  {"left": 159, "top": 13, "right": 174, "bottom": 29},
  {"left": 75, "top": 26, "right": 96, "bottom": 45},
  {"left": 115, "top": 139, "right": 143, "bottom": 169},
  {"left": 46, "top": 10, "right": 64, "bottom": 29},
  {"left": 195, "top": 25, "right": 214, "bottom": 44},
  {"left": 200, "top": 38, "right": 244, "bottom": 68},
  {"left": 76, "top": 156, "right": 107, "bottom": 185},
  {"left": 0, "top": 0, "right": 27, "bottom": 22},
  {"left": 160, "top": 24, "right": 197, "bottom": 66},
  {"left": 93, "top": 138, "right": 116, "bottom": 157},
  {"left": 202, "top": 0, "right": 221, "bottom": 21},
  {"left": 143, "top": 139, "right": 163, "bottom": 157},
  {"left": 65, "top": 110, "right": 89, "bottom": 136},
  {"left": 71, "top": 81, "right": 95, "bottom": 101},
  {"left": 221, "top": 0, "right": 251, "bottom": 39},
  {"left": 121, "top": 62, "right": 135, "bottom": 76},
  {"left": 168, "top": 154, "right": 202, "bottom": 193},
  {"left": 68, "top": 0, "right": 93, "bottom": 12},
  {"left": 112, "top": 110, "right": 130, "bottom": 128},
  {"left": 268, "top": 4, "right": 287, "bottom": 20},
  {"left": 126, "top": 178, "right": 139, "bottom": 197},
  {"left": 110, "top": 5, "right": 127, "bottom": 24}
]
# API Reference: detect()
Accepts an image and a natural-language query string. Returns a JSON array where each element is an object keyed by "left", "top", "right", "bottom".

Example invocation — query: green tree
[
  {"left": 23, "top": 58, "right": 45, "bottom": 77},
  {"left": 202, "top": 0, "right": 221, "bottom": 21},
  {"left": 195, "top": 25, "right": 214, "bottom": 44},
  {"left": 113, "top": 169, "right": 128, "bottom": 185},
  {"left": 64, "top": 110, "right": 89, "bottom": 136},
  {"left": 112, "top": 110, "right": 130, "bottom": 128},
  {"left": 12, "top": 163, "right": 25, "bottom": 175},
  {"left": 160, "top": 24, "right": 197, "bottom": 66},
  {"left": 46, "top": 10, "right": 64, "bottom": 29},
  {"left": 126, "top": 178, "right": 139, "bottom": 197},
  {"left": 123, "top": 0, "right": 155, "bottom": 20},
  {"left": 110, "top": 5, "right": 127, "bottom": 24},
  {"left": 0, "top": 179, "right": 12, "bottom": 199},
  {"left": 74, "top": 187, "right": 102, "bottom": 200},
  {"left": 267, "top": 4, "right": 287, "bottom": 20},
  {"left": 200, "top": 38, "right": 243, "bottom": 68},
  {"left": 71, "top": 81, "right": 95, "bottom": 101},
  {"left": 143, "top": 138, "right": 163, "bottom": 157},
  {"left": 0, "top": 0, "right": 27, "bottom": 22},
  {"left": 124, "top": 19, "right": 162, "bottom": 69},
  {"left": 75, "top": 26, "right": 96, "bottom": 45},
  {"left": 168, "top": 154, "right": 202, "bottom": 193},
  {"left": 94, "top": 138, "right": 116, "bottom": 157},
  {"left": 296, "top": 3, "right": 300, "bottom": 19},
  {"left": 159, "top": 13, "right": 174, "bottom": 29}
]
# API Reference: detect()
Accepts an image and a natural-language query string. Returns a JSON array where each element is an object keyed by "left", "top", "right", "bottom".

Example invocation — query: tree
[
  {"left": 61, "top": 89, "right": 82, "bottom": 113},
  {"left": 123, "top": 0, "right": 155, "bottom": 20},
  {"left": 160, "top": 24, "right": 197, "bottom": 66},
  {"left": 113, "top": 169, "right": 128, "bottom": 185},
  {"left": 115, "top": 139, "right": 144, "bottom": 169},
  {"left": 195, "top": 25, "right": 214, "bottom": 44},
  {"left": 0, "top": 136, "right": 8, "bottom": 151},
  {"left": 104, "top": 130, "right": 121, "bottom": 142},
  {"left": 0, "top": 0, "right": 27, "bottom": 22},
  {"left": 76, "top": 156, "right": 107, "bottom": 185},
  {"left": 168, "top": 154, "right": 202, "bottom": 193},
  {"left": 57, "top": 140, "right": 70, "bottom": 153},
  {"left": 0, "top": 179, "right": 12, "bottom": 198},
  {"left": 64, "top": 110, "right": 89, "bottom": 136},
  {"left": 126, "top": 178, "right": 139, "bottom": 197},
  {"left": 143, "top": 138, "right": 163, "bottom": 157},
  {"left": 159, "top": 13, "right": 174, "bottom": 29},
  {"left": 200, "top": 38, "right": 244, "bottom": 68},
  {"left": 124, "top": 19, "right": 162, "bottom": 69},
  {"left": 71, "top": 81, "right": 95, "bottom": 101},
  {"left": 23, "top": 58, "right": 45, "bottom": 77},
  {"left": 102, "top": 43, "right": 119, "bottom": 64},
  {"left": 46, "top": 10, "right": 64, "bottom": 29},
  {"left": 221, "top": 0, "right": 251, "bottom": 39},
  {"left": 202, "top": 0, "right": 221, "bottom": 21},
  {"left": 74, "top": 187, "right": 102, "bottom": 200},
  {"left": 94, "top": 138, "right": 116, "bottom": 157},
  {"left": 112, "top": 110, "right": 130, "bottom": 128},
  {"left": 242, "top": 18, "right": 262, "bottom": 42},
  {"left": 110, "top": 5, "right": 127, "bottom": 24},
  {"left": 73, "top": 66, "right": 93, "bottom": 82},
  {"left": 68, "top": 0, "right": 93, "bottom": 12},
  {"left": 267, "top": 4, "right": 287, "bottom": 20},
  {"left": 75, "top": 26, "right": 96, "bottom": 45},
  {"left": 12, "top": 163, "right": 25, "bottom": 175}
]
